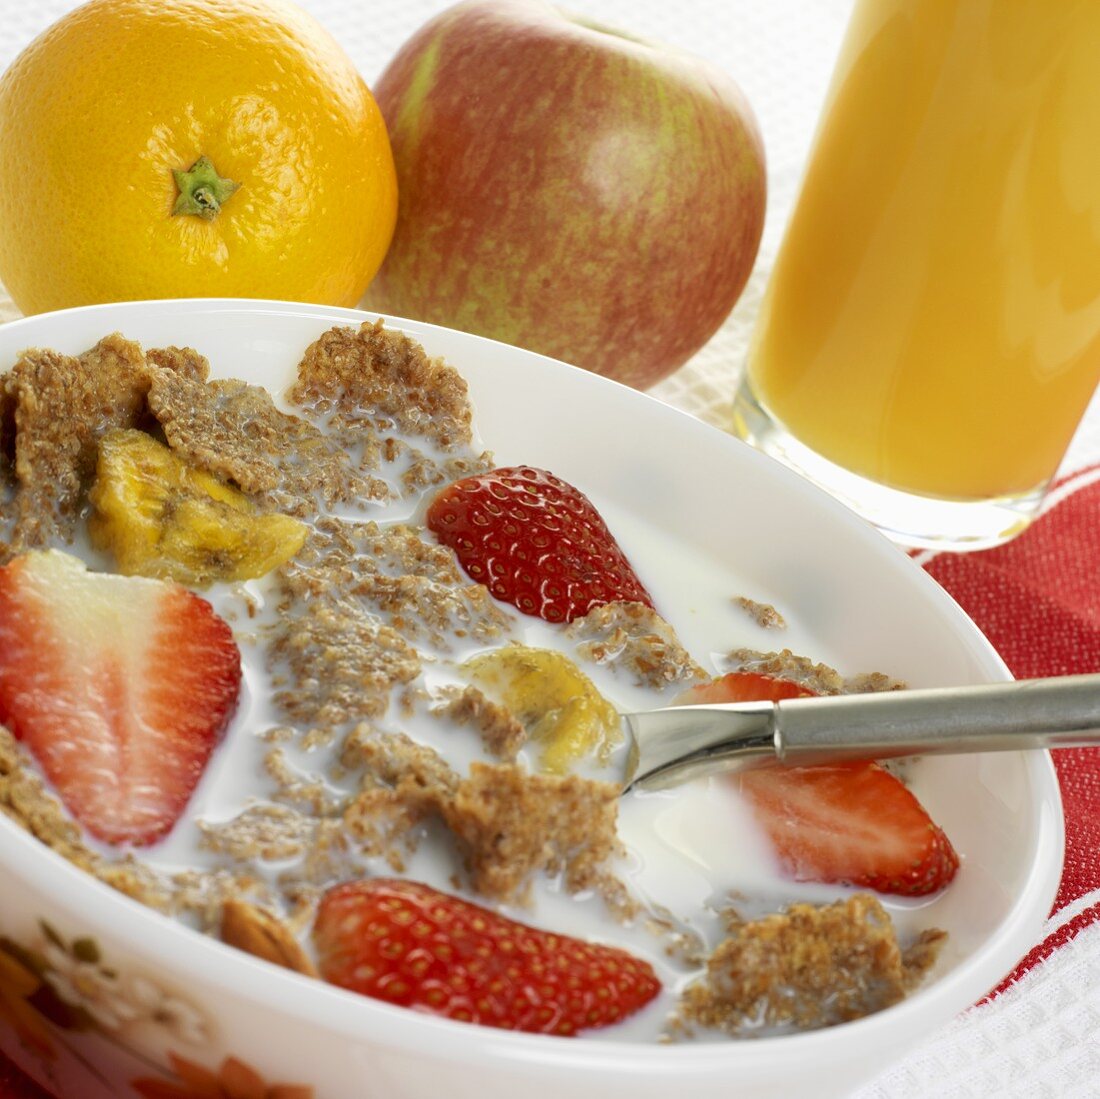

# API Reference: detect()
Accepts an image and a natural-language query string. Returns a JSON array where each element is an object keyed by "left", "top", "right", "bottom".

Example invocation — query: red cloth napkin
[
  {"left": 918, "top": 463, "right": 1100, "bottom": 989},
  {"left": 3, "top": 465, "right": 1100, "bottom": 1099}
]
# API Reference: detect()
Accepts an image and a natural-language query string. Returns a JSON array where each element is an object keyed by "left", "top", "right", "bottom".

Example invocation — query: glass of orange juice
[{"left": 734, "top": 0, "right": 1100, "bottom": 548}]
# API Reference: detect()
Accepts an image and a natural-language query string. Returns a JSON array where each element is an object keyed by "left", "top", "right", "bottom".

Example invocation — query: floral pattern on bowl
[{"left": 0, "top": 918, "right": 313, "bottom": 1099}]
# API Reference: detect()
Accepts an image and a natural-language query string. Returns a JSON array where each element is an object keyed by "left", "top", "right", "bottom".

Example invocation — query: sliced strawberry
[
  {"left": 737, "top": 762, "right": 959, "bottom": 896},
  {"left": 314, "top": 879, "right": 661, "bottom": 1035},
  {"left": 426, "top": 465, "right": 652, "bottom": 623},
  {"left": 0, "top": 549, "right": 240, "bottom": 846},
  {"left": 682, "top": 670, "right": 959, "bottom": 896},
  {"left": 677, "top": 670, "right": 816, "bottom": 705}
]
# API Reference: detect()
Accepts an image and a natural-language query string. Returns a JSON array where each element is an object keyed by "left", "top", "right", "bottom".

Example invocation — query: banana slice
[
  {"left": 89, "top": 428, "right": 307, "bottom": 586},
  {"left": 464, "top": 645, "right": 621, "bottom": 773}
]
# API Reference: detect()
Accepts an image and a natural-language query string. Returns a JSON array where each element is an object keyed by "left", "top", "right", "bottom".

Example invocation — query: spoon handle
[
  {"left": 776, "top": 673, "right": 1100, "bottom": 762},
  {"left": 624, "top": 673, "right": 1100, "bottom": 792}
]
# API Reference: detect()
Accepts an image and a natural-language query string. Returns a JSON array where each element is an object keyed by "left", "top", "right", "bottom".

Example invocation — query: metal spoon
[{"left": 622, "top": 672, "right": 1100, "bottom": 793}]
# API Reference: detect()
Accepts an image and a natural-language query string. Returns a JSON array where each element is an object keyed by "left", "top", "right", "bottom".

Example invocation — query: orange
[{"left": 0, "top": 0, "right": 397, "bottom": 315}]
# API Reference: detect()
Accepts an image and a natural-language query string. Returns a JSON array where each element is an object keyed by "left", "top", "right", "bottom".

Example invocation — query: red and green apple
[{"left": 368, "top": 0, "right": 766, "bottom": 389}]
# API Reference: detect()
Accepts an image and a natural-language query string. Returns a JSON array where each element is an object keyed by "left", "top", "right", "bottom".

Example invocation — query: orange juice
[{"left": 745, "top": 0, "right": 1100, "bottom": 501}]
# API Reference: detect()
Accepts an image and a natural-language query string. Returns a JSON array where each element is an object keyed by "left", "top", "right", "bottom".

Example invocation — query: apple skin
[{"left": 367, "top": 0, "right": 766, "bottom": 389}]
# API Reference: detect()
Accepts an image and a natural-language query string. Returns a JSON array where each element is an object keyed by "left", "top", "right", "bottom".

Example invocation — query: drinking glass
[{"left": 733, "top": 0, "right": 1100, "bottom": 549}]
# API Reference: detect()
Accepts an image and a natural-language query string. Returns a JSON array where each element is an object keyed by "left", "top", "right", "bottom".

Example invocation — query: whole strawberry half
[
  {"left": 314, "top": 879, "right": 661, "bottom": 1035},
  {"left": 682, "top": 671, "right": 959, "bottom": 896},
  {"left": 426, "top": 466, "right": 652, "bottom": 623},
  {"left": 0, "top": 549, "right": 241, "bottom": 846}
]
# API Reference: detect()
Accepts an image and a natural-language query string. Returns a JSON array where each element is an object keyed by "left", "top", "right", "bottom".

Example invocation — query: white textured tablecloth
[{"left": 1, "top": 2, "right": 1099, "bottom": 1096}]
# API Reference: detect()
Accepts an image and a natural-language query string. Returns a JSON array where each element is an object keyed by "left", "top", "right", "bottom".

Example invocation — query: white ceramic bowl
[{"left": 0, "top": 300, "right": 1063, "bottom": 1099}]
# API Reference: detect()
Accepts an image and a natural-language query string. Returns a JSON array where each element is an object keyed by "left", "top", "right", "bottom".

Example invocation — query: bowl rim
[{"left": 0, "top": 297, "right": 1066, "bottom": 1074}]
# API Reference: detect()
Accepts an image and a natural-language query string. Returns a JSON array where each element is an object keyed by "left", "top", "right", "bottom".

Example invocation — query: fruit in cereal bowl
[
  {"left": 0, "top": 300, "right": 1062, "bottom": 1099},
  {"left": 426, "top": 465, "right": 655, "bottom": 623},
  {"left": 313, "top": 879, "right": 662, "bottom": 1034},
  {"left": 677, "top": 673, "right": 961, "bottom": 896},
  {"left": 0, "top": 549, "right": 241, "bottom": 847}
]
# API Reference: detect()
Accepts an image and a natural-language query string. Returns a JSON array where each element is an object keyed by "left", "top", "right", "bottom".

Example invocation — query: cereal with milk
[{"left": 0, "top": 321, "right": 945, "bottom": 1041}]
